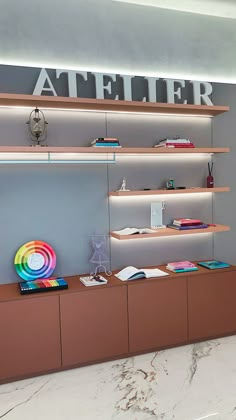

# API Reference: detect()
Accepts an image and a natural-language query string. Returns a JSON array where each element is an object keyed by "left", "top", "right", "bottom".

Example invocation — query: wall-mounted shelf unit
[
  {"left": 0, "top": 146, "right": 230, "bottom": 164},
  {"left": 0, "top": 147, "right": 229, "bottom": 164},
  {"left": 109, "top": 187, "right": 230, "bottom": 197},
  {"left": 0, "top": 93, "right": 230, "bottom": 116},
  {"left": 111, "top": 224, "right": 230, "bottom": 240}
]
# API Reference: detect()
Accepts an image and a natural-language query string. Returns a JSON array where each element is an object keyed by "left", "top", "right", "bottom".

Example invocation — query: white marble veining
[{"left": 1, "top": 336, "right": 236, "bottom": 419}]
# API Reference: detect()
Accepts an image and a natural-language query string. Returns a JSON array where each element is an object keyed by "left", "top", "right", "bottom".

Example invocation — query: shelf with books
[
  {"left": 110, "top": 224, "right": 230, "bottom": 240},
  {"left": 109, "top": 187, "right": 230, "bottom": 197},
  {"left": 0, "top": 146, "right": 229, "bottom": 154},
  {"left": 0, "top": 93, "right": 229, "bottom": 116}
]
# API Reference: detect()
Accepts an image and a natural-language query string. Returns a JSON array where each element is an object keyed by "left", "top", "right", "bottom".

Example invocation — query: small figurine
[
  {"left": 166, "top": 179, "right": 175, "bottom": 190},
  {"left": 118, "top": 177, "right": 130, "bottom": 191}
]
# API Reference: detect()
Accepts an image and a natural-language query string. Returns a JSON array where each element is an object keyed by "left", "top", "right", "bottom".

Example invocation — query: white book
[
  {"left": 113, "top": 227, "right": 156, "bottom": 235},
  {"left": 154, "top": 139, "right": 191, "bottom": 147},
  {"left": 80, "top": 275, "right": 108, "bottom": 287},
  {"left": 115, "top": 266, "right": 169, "bottom": 281},
  {"left": 160, "top": 138, "right": 190, "bottom": 143}
]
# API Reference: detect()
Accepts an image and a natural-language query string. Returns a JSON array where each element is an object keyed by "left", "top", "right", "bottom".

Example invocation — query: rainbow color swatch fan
[{"left": 14, "top": 241, "right": 56, "bottom": 281}]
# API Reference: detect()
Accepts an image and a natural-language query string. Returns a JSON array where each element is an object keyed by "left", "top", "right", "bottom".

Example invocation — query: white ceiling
[{"left": 113, "top": 0, "right": 236, "bottom": 19}]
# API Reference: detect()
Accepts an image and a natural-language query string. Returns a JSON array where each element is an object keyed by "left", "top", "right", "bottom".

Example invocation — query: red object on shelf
[{"left": 207, "top": 175, "right": 214, "bottom": 188}]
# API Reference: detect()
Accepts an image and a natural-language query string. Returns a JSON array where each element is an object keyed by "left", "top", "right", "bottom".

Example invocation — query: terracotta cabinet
[
  {"left": 128, "top": 277, "right": 188, "bottom": 353},
  {"left": 188, "top": 270, "right": 236, "bottom": 340},
  {"left": 60, "top": 286, "right": 128, "bottom": 366},
  {"left": 0, "top": 295, "right": 61, "bottom": 381}
]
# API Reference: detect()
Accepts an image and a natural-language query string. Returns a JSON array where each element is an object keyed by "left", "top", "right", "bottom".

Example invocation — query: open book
[
  {"left": 115, "top": 266, "right": 169, "bottom": 281},
  {"left": 113, "top": 227, "right": 156, "bottom": 236}
]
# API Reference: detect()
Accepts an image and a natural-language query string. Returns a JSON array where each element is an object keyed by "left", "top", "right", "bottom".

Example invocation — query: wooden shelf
[
  {"left": 0, "top": 146, "right": 230, "bottom": 154},
  {"left": 109, "top": 187, "right": 230, "bottom": 196},
  {"left": 0, "top": 93, "right": 229, "bottom": 116},
  {"left": 110, "top": 224, "right": 230, "bottom": 240}
]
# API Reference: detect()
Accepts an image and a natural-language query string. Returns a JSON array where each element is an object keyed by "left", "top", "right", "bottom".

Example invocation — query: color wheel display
[{"left": 14, "top": 241, "right": 56, "bottom": 281}]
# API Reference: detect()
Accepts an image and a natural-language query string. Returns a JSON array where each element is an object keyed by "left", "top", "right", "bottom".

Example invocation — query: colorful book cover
[
  {"left": 173, "top": 218, "right": 202, "bottom": 225},
  {"left": 172, "top": 268, "right": 198, "bottom": 273},
  {"left": 198, "top": 260, "right": 230, "bottom": 270},
  {"left": 167, "top": 261, "right": 196, "bottom": 269}
]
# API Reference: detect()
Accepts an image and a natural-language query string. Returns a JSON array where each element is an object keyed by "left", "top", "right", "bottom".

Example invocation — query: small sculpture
[
  {"left": 90, "top": 235, "right": 112, "bottom": 277},
  {"left": 118, "top": 177, "right": 130, "bottom": 191},
  {"left": 166, "top": 179, "right": 175, "bottom": 190},
  {"left": 26, "top": 108, "right": 48, "bottom": 146}
]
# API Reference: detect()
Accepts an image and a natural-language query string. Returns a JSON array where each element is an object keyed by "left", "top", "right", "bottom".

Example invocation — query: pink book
[
  {"left": 165, "top": 143, "right": 195, "bottom": 147},
  {"left": 173, "top": 218, "right": 202, "bottom": 225},
  {"left": 168, "top": 261, "right": 196, "bottom": 269}
]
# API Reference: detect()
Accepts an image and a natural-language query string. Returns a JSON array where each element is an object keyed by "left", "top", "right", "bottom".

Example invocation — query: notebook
[{"left": 198, "top": 260, "right": 230, "bottom": 270}]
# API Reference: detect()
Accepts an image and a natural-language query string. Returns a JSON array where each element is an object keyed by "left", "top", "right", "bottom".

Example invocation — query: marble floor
[{"left": 1, "top": 336, "right": 236, "bottom": 420}]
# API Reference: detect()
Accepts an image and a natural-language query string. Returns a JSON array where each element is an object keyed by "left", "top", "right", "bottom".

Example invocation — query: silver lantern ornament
[{"left": 26, "top": 107, "right": 48, "bottom": 146}]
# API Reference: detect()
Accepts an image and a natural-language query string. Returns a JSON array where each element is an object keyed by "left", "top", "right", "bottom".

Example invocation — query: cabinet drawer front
[
  {"left": 188, "top": 271, "right": 236, "bottom": 340},
  {"left": 128, "top": 277, "right": 188, "bottom": 353},
  {"left": 60, "top": 287, "right": 128, "bottom": 366},
  {"left": 0, "top": 295, "right": 61, "bottom": 381}
]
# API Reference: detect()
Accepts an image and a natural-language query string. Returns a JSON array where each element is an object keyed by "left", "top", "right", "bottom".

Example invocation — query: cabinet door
[
  {"left": 128, "top": 278, "right": 188, "bottom": 353},
  {"left": 0, "top": 296, "right": 61, "bottom": 381},
  {"left": 60, "top": 287, "right": 128, "bottom": 366},
  {"left": 188, "top": 271, "right": 236, "bottom": 340}
]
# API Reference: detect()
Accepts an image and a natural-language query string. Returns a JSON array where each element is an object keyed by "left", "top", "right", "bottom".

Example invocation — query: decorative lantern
[{"left": 26, "top": 107, "right": 48, "bottom": 146}]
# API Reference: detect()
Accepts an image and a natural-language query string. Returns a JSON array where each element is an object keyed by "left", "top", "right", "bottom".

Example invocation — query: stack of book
[
  {"left": 91, "top": 137, "right": 121, "bottom": 147},
  {"left": 168, "top": 218, "right": 208, "bottom": 230},
  {"left": 154, "top": 138, "right": 195, "bottom": 148},
  {"left": 166, "top": 261, "right": 198, "bottom": 273}
]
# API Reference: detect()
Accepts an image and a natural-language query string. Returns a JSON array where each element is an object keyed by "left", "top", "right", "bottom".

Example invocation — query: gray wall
[
  {"left": 0, "top": 0, "right": 236, "bottom": 83},
  {"left": 0, "top": 107, "right": 215, "bottom": 283}
]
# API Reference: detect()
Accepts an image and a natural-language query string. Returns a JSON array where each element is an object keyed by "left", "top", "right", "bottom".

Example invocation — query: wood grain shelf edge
[
  {"left": 0, "top": 146, "right": 230, "bottom": 154},
  {"left": 109, "top": 187, "right": 230, "bottom": 196},
  {"left": 0, "top": 93, "right": 229, "bottom": 116},
  {"left": 110, "top": 225, "right": 230, "bottom": 240}
]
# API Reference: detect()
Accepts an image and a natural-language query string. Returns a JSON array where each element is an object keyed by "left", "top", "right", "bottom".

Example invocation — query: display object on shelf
[
  {"left": 91, "top": 137, "right": 121, "bottom": 148},
  {"left": 26, "top": 108, "right": 48, "bottom": 146},
  {"left": 166, "top": 261, "right": 198, "bottom": 273},
  {"left": 166, "top": 179, "right": 175, "bottom": 190},
  {"left": 115, "top": 266, "right": 169, "bottom": 281},
  {"left": 117, "top": 177, "right": 130, "bottom": 191},
  {"left": 112, "top": 227, "right": 156, "bottom": 236},
  {"left": 89, "top": 235, "right": 112, "bottom": 277},
  {"left": 14, "top": 240, "right": 56, "bottom": 281},
  {"left": 80, "top": 275, "right": 108, "bottom": 286},
  {"left": 154, "top": 137, "right": 195, "bottom": 148},
  {"left": 168, "top": 218, "right": 208, "bottom": 230},
  {"left": 207, "top": 162, "right": 214, "bottom": 188},
  {"left": 18, "top": 277, "right": 68, "bottom": 294},
  {"left": 197, "top": 260, "right": 231, "bottom": 269},
  {"left": 151, "top": 202, "right": 166, "bottom": 229}
]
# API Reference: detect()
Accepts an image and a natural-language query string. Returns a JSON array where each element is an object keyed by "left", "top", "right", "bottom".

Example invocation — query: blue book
[
  {"left": 198, "top": 260, "right": 230, "bottom": 270},
  {"left": 173, "top": 267, "right": 198, "bottom": 273},
  {"left": 93, "top": 143, "right": 120, "bottom": 147},
  {"left": 168, "top": 223, "right": 208, "bottom": 230}
]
